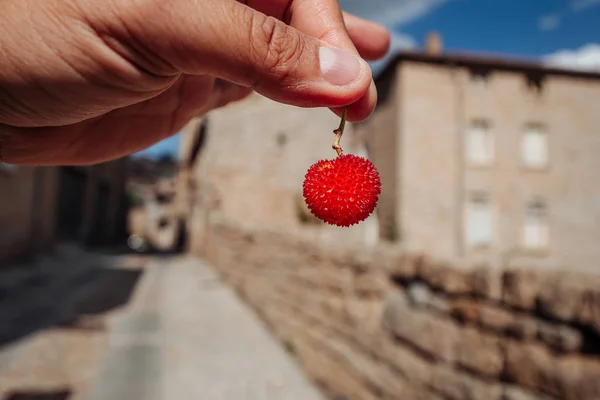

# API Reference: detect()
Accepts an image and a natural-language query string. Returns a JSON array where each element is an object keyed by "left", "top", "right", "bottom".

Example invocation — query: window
[
  {"left": 522, "top": 124, "right": 548, "bottom": 168},
  {"left": 466, "top": 120, "right": 494, "bottom": 166},
  {"left": 523, "top": 201, "right": 549, "bottom": 250},
  {"left": 466, "top": 194, "right": 493, "bottom": 248}
]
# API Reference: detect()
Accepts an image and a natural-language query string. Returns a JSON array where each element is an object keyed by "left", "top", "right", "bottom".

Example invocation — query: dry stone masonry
[{"left": 203, "top": 219, "right": 600, "bottom": 400}]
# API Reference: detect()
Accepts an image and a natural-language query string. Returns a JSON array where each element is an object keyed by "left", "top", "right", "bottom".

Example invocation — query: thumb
[{"left": 100, "top": 0, "right": 373, "bottom": 111}]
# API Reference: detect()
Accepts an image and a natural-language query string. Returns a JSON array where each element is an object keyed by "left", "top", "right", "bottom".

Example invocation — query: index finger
[
  {"left": 244, "top": 0, "right": 358, "bottom": 54},
  {"left": 289, "top": 0, "right": 376, "bottom": 121},
  {"left": 243, "top": 0, "right": 376, "bottom": 122}
]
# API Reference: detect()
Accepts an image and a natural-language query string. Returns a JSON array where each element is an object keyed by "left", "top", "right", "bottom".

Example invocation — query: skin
[{"left": 0, "top": 0, "right": 390, "bottom": 165}]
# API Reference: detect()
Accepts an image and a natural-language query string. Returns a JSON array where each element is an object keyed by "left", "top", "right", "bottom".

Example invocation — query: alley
[{"left": 0, "top": 249, "right": 325, "bottom": 400}]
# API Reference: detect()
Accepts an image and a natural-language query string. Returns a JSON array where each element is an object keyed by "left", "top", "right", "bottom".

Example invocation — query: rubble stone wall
[{"left": 205, "top": 220, "right": 600, "bottom": 400}]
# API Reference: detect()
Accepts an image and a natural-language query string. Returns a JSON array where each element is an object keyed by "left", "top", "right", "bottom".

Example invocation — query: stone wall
[{"left": 205, "top": 219, "right": 600, "bottom": 400}]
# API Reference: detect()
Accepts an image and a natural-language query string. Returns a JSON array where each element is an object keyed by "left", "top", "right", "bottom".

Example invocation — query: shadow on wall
[
  {"left": 0, "top": 258, "right": 143, "bottom": 348},
  {"left": 2, "top": 389, "right": 72, "bottom": 400}
]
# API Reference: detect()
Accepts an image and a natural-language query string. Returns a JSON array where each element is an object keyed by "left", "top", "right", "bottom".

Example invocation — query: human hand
[{"left": 0, "top": 0, "right": 390, "bottom": 165}]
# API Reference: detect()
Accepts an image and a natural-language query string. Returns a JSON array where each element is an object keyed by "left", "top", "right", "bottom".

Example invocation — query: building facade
[
  {"left": 56, "top": 159, "right": 129, "bottom": 247},
  {"left": 178, "top": 95, "right": 380, "bottom": 254},
  {"left": 0, "top": 165, "right": 59, "bottom": 264},
  {"left": 358, "top": 46, "right": 600, "bottom": 269},
  {"left": 0, "top": 157, "right": 129, "bottom": 265}
]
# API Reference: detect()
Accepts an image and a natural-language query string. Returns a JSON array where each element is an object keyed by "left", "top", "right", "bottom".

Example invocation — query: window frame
[
  {"left": 464, "top": 192, "right": 494, "bottom": 250},
  {"left": 521, "top": 199, "right": 550, "bottom": 253},
  {"left": 521, "top": 123, "right": 550, "bottom": 171},
  {"left": 465, "top": 119, "right": 495, "bottom": 168}
]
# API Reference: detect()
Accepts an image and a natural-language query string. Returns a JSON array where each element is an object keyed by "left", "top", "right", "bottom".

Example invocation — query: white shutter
[
  {"left": 466, "top": 197, "right": 492, "bottom": 247},
  {"left": 522, "top": 126, "right": 548, "bottom": 168},
  {"left": 467, "top": 121, "right": 493, "bottom": 165},
  {"left": 523, "top": 202, "right": 549, "bottom": 249}
]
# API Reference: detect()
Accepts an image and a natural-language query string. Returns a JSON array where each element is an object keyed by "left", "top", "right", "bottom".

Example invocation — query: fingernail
[{"left": 319, "top": 47, "right": 361, "bottom": 86}]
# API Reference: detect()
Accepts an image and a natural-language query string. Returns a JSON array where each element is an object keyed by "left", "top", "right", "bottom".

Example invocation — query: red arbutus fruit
[
  {"left": 303, "top": 154, "right": 381, "bottom": 227},
  {"left": 302, "top": 107, "right": 381, "bottom": 227}
]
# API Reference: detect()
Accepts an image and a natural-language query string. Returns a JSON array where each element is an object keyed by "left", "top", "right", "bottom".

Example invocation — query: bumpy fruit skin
[{"left": 303, "top": 154, "right": 381, "bottom": 227}]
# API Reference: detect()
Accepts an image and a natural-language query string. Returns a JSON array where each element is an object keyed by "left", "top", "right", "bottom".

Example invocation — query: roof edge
[{"left": 375, "top": 50, "right": 600, "bottom": 83}]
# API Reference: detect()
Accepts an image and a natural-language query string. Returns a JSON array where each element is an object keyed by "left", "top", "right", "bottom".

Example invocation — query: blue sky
[
  {"left": 134, "top": 133, "right": 181, "bottom": 159},
  {"left": 398, "top": 0, "right": 600, "bottom": 57},
  {"left": 136, "top": 0, "right": 600, "bottom": 159}
]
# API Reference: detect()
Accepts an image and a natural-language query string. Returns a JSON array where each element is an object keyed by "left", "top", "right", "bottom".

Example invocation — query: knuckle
[{"left": 251, "top": 14, "right": 303, "bottom": 85}]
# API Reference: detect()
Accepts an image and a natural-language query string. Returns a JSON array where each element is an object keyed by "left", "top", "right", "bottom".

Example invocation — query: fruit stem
[{"left": 332, "top": 106, "right": 348, "bottom": 156}]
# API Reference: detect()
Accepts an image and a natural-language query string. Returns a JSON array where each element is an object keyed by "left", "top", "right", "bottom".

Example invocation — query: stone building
[
  {"left": 176, "top": 33, "right": 600, "bottom": 270},
  {"left": 0, "top": 158, "right": 129, "bottom": 264},
  {"left": 56, "top": 159, "right": 129, "bottom": 247},
  {"left": 178, "top": 96, "right": 380, "bottom": 256},
  {"left": 357, "top": 35, "right": 600, "bottom": 269}
]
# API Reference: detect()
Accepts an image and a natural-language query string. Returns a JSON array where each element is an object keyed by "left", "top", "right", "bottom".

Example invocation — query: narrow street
[{"left": 0, "top": 247, "right": 325, "bottom": 400}]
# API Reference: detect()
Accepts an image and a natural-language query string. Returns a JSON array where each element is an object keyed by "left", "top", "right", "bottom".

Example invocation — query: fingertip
[
  {"left": 380, "top": 28, "right": 392, "bottom": 57},
  {"left": 347, "top": 80, "right": 377, "bottom": 122},
  {"left": 329, "top": 79, "right": 377, "bottom": 123}
]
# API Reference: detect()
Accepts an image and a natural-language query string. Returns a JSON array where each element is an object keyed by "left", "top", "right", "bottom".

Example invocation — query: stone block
[
  {"left": 346, "top": 297, "right": 383, "bottom": 333},
  {"left": 373, "top": 246, "right": 405, "bottom": 275},
  {"left": 376, "top": 335, "right": 434, "bottom": 386},
  {"left": 539, "top": 273, "right": 600, "bottom": 334},
  {"left": 432, "top": 365, "right": 503, "bottom": 400},
  {"left": 579, "top": 286, "right": 600, "bottom": 334},
  {"left": 388, "top": 253, "right": 418, "bottom": 281},
  {"left": 406, "top": 282, "right": 432, "bottom": 308},
  {"left": 294, "top": 332, "right": 381, "bottom": 400},
  {"left": 456, "top": 326, "right": 504, "bottom": 377},
  {"left": 354, "top": 272, "right": 388, "bottom": 297},
  {"left": 439, "top": 265, "right": 473, "bottom": 295},
  {"left": 450, "top": 298, "right": 483, "bottom": 324},
  {"left": 322, "top": 269, "right": 352, "bottom": 293},
  {"left": 538, "top": 273, "right": 584, "bottom": 322},
  {"left": 537, "top": 321, "right": 582, "bottom": 352},
  {"left": 327, "top": 337, "right": 406, "bottom": 398},
  {"left": 557, "top": 357, "right": 600, "bottom": 400},
  {"left": 504, "top": 341, "right": 554, "bottom": 395},
  {"left": 312, "top": 325, "right": 436, "bottom": 400},
  {"left": 418, "top": 262, "right": 471, "bottom": 295},
  {"left": 479, "top": 306, "right": 515, "bottom": 332},
  {"left": 472, "top": 265, "right": 502, "bottom": 301},
  {"left": 428, "top": 293, "right": 451, "bottom": 314},
  {"left": 506, "top": 315, "right": 539, "bottom": 340},
  {"left": 502, "top": 386, "right": 553, "bottom": 400},
  {"left": 502, "top": 270, "right": 543, "bottom": 310},
  {"left": 472, "top": 304, "right": 537, "bottom": 340},
  {"left": 415, "top": 255, "right": 434, "bottom": 283},
  {"left": 297, "top": 267, "right": 321, "bottom": 287},
  {"left": 405, "top": 282, "right": 450, "bottom": 314},
  {"left": 325, "top": 293, "right": 347, "bottom": 321},
  {"left": 382, "top": 292, "right": 459, "bottom": 362},
  {"left": 505, "top": 340, "right": 600, "bottom": 400}
]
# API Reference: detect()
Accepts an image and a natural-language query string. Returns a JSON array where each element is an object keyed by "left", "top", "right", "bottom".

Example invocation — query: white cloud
[
  {"left": 538, "top": 14, "right": 561, "bottom": 31},
  {"left": 537, "top": 0, "right": 600, "bottom": 32},
  {"left": 570, "top": 0, "right": 600, "bottom": 12},
  {"left": 339, "top": 0, "right": 447, "bottom": 75},
  {"left": 340, "top": 0, "right": 447, "bottom": 29},
  {"left": 543, "top": 43, "right": 600, "bottom": 72}
]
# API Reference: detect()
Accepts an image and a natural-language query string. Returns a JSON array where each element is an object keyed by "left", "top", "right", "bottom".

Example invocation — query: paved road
[
  {"left": 0, "top": 245, "right": 149, "bottom": 399},
  {"left": 89, "top": 256, "right": 325, "bottom": 400}
]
